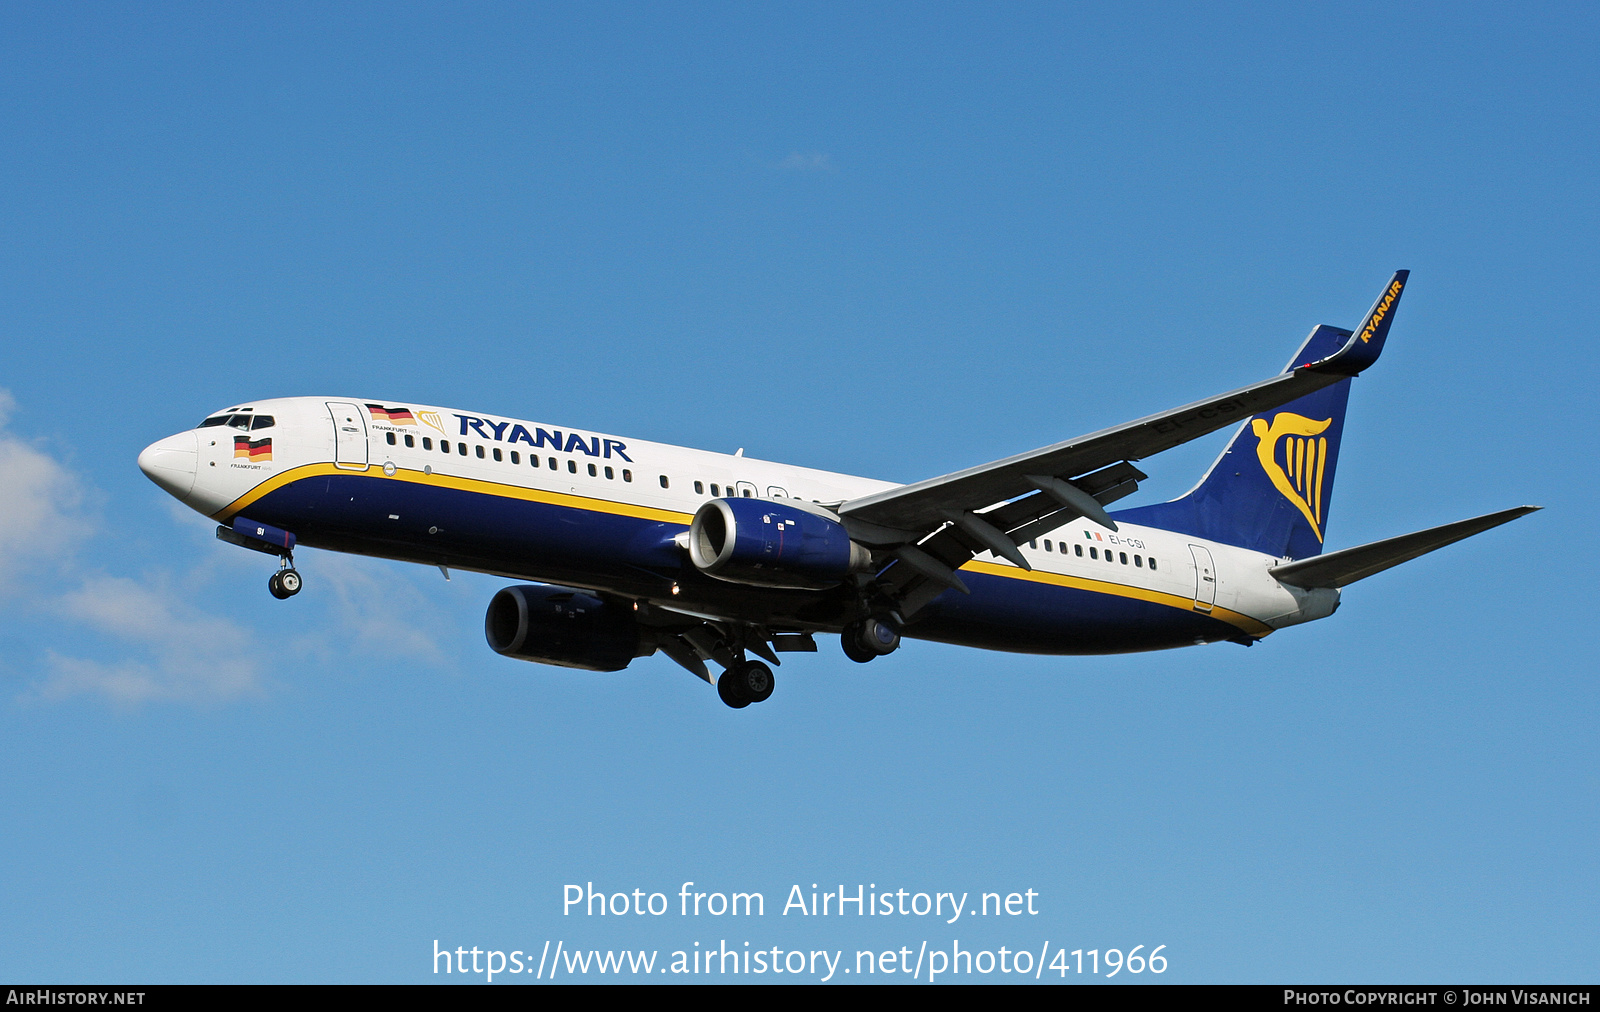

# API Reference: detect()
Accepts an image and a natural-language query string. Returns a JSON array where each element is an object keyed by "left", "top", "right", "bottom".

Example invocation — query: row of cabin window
[
  {"left": 379, "top": 432, "right": 820, "bottom": 507},
  {"left": 687, "top": 480, "right": 819, "bottom": 502},
  {"left": 384, "top": 445, "right": 800, "bottom": 503},
  {"left": 384, "top": 431, "right": 641, "bottom": 482},
  {"left": 1026, "top": 537, "right": 1158, "bottom": 571},
  {"left": 692, "top": 480, "right": 753, "bottom": 498}
]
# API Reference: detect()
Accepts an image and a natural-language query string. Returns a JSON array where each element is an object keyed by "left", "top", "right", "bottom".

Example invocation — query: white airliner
[{"left": 139, "top": 272, "right": 1534, "bottom": 708}]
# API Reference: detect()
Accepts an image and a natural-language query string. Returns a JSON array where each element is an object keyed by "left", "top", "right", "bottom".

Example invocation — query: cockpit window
[
  {"left": 201, "top": 412, "right": 259, "bottom": 429},
  {"left": 251, "top": 415, "right": 275, "bottom": 430}
]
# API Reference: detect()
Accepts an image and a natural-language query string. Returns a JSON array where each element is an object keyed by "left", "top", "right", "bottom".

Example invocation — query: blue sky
[{"left": 1, "top": 2, "right": 1595, "bottom": 983}]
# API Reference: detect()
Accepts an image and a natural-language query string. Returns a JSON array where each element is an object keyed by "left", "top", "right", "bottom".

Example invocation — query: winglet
[{"left": 1307, "top": 270, "right": 1409, "bottom": 376}]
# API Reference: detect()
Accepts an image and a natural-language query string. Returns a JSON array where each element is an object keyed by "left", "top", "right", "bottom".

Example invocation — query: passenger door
[
  {"left": 327, "top": 402, "right": 370, "bottom": 470},
  {"left": 1188, "top": 545, "right": 1217, "bottom": 613}
]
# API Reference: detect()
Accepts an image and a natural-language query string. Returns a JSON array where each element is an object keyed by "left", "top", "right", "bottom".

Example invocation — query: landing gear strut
[
  {"left": 717, "top": 660, "right": 775, "bottom": 709},
  {"left": 268, "top": 556, "right": 303, "bottom": 600},
  {"left": 842, "top": 617, "right": 900, "bottom": 663}
]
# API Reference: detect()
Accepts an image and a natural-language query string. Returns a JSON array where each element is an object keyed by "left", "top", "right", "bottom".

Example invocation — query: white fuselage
[{"left": 140, "top": 396, "right": 1338, "bottom": 652}]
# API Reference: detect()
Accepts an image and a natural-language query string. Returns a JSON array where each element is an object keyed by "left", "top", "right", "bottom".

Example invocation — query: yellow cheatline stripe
[
  {"left": 219, "top": 463, "right": 1273, "bottom": 638},
  {"left": 213, "top": 462, "right": 696, "bottom": 526},
  {"left": 960, "top": 559, "right": 1275, "bottom": 638}
]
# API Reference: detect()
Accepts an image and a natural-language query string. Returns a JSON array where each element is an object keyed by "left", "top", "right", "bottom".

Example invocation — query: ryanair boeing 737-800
[{"left": 137, "top": 272, "right": 1535, "bottom": 708}]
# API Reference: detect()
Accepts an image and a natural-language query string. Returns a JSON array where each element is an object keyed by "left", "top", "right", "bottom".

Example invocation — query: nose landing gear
[
  {"left": 214, "top": 519, "right": 304, "bottom": 600},
  {"left": 268, "top": 557, "right": 303, "bottom": 599}
]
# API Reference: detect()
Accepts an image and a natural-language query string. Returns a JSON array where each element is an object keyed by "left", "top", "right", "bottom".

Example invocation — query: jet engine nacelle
[
  {"left": 484, "top": 584, "right": 647, "bottom": 671},
  {"left": 688, "top": 497, "right": 872, "bottom": 590}
]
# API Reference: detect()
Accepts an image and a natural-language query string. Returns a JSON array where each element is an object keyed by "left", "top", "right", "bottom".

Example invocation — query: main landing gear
[
  {"left": 841, "top": 617, "right": 900, "bottom": 663},
  {"left": 658, "top": 619, "right": 780, "bottom": 710},
  {"left": 268, "top": 557, "right": 303, "bottom": 600},
  {"left": 717, "top": 660, "right": 775, "bottom": 709}
]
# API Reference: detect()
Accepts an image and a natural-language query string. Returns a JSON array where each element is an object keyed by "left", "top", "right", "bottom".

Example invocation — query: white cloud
[
  {"left": 291, "top": 553, "right": 452, "bottom": 669},
  {"left": 35, "top": 650, "right": 260, "bottom": 706},
  {"left": 0, "top": 389, "right": 264, "bottom": 704},
  {"left": 0, "top": 399, "right": 87, "bottom": 592},
  {"left": 0, "top": 386, "right": 463, "bottom": 706},
  {"left": 31, "top": 575, "right": 264, "bottom": 704}
]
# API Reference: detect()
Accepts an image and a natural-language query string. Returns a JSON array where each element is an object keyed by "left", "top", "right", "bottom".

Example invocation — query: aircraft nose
[{"left": 138, "top": 431, "right": 198, "bottom": 500}]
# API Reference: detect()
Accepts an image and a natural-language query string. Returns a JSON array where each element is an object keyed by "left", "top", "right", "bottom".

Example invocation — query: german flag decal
[
  {"left": 234, "top": 436, "right": 272, "bottom": 462},
  {"left": 366, "top": 404, "right": 416, "bottom": 425}
]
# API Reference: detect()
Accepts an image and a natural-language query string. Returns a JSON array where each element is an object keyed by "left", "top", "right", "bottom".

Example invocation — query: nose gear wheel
[{"left": 268, "top": 556, "right": 303, "bottom": 599}]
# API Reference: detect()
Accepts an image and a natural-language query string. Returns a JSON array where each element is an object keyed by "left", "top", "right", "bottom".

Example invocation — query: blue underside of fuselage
[{"left": 241, "top": 473, "right": 1242, "bottom": 655}]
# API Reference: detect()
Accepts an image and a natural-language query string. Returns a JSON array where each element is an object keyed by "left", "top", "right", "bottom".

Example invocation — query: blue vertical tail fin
[{"left": 1114, "top": 272, "right": 1408, "bottom": 559}]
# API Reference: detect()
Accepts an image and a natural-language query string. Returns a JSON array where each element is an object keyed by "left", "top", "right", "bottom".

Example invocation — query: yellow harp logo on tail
[{"left": 1252, "top": 412, "right": 1333, "bottom": 542}]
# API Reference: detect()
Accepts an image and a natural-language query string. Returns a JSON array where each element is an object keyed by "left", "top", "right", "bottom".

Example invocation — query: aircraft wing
[
  {"left": 840, "top": 271, "right": 1408, "bottom": 537},
  {"left": 837, "top": 272, "right": 1410, "bottom": 615}
]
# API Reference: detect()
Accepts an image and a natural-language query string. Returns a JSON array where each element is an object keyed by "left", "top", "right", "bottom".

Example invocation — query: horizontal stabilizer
[{"left": 1269, "top": 506, "right": 1539, "bottom": 589}]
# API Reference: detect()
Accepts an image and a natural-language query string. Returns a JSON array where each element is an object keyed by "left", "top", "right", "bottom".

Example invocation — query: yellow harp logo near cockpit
[{"left": 1252, "top": 412, "right": 1333, "bottom": 542}]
